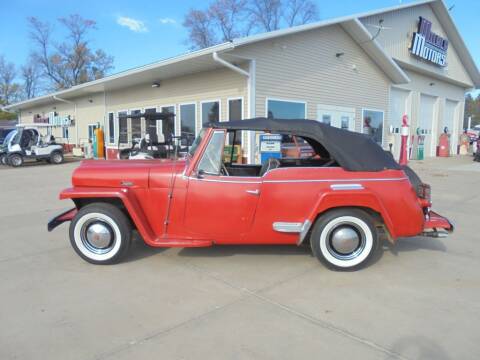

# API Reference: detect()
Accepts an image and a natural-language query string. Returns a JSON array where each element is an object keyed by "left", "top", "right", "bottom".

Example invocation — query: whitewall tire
[
  {"left": 311, "top": 209, "right": 380, "bottom": 271},
  {"left": 69, "top": 203, "right": 132, "bottom": 264}
]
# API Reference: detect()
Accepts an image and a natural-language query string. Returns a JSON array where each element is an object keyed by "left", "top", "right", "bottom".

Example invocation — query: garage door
[
  {"left": 444, "top": 100, "right": 458, "bottom": 154},
  {"left": 389, "top": 88, "right": 410, "bottom": 160},
  {"left": 419, "top": 94, "right": 436, "bottom": 157}
]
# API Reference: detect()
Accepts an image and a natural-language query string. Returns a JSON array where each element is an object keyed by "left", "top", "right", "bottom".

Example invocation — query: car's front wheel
[
  {"left": 50, "top": 151, "right": 64, "bottom": 164},
  {"left": 8, "top": 153, "right": 23, "bottom": 167},
  {"left": 69, "top": 203, "right": 132, "bottom": 264},
  {"left": 311, "top": 208, "right": 380, "bottom": 271}
]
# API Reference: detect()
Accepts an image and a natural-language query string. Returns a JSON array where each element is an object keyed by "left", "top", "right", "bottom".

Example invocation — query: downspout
[
  {"left": 212, "top": 51, "right": 256, "bottom": 162},
  {"left": 53, "top": 95, "right": 78, "bottom": 146}
]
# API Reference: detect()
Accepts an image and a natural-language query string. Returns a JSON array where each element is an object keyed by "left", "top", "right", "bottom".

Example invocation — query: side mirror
[{"left": 196, "top": 169, "right": 205, "bottom": 179}]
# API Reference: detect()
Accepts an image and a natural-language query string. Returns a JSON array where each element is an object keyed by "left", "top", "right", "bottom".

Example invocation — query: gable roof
[{"left": 4, "top": 0, "right": 478, "bottom": 112}]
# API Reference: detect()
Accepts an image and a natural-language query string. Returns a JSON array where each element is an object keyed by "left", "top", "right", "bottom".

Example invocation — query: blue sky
[{"left": 1, "top": 0, "right": 479, "bottom": 91}]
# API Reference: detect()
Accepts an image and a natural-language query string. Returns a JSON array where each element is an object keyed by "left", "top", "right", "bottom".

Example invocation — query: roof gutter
[
  {"left": 212, "top": 52, "right": 250, "bottom": 77},
  {"left": 53, "top": 95, "right": 78, "bottom": 146}
]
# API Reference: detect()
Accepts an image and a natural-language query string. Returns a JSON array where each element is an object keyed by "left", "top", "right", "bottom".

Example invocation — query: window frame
[
  {"left": 117, "top": 109, "right": 129, "bottom": 145},
  {"left": 129, "top": 108, "right": 142, "bottom": 143},
  {"left": 361, "top": 108, "right": 385, "bottom": 147},
  {"left": 200, "top": 99, "right": 221, "bottom": 129},
  {"left": 196, "top": 130, "right": 226, "bottom": 176},
  {"left": 159, "top": 103, "right": 177, "bottom": 138},
  {"left": 226, "top": 97, "right": 244, "bottom": 148},
  {"left": 107, "top": 112, "right": 115, "bottom": 145},
  {"left": 179, "top": 102, "right": 197, "bottom": 140},
  {"left": 87, "top": 123, "right": 98, "bottom": 142},
  {"left": 265, "top": 97, "right": 307, "bottom": 119}
]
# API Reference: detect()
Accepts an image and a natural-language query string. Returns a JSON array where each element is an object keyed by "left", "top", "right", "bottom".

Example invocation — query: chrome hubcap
[
  {"left": 81, "top": 220, "right": 115, "bottom": 254},
  {"left": 53, "top": 154, "right": 61, "bottom": 163},
  {"left": 327, "top": 223, "right": 366, "bottom": 260}
]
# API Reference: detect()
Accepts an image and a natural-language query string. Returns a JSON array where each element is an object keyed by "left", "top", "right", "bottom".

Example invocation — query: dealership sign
[{"left": 410, "top": 17, "right": 448, "bottom": 67}]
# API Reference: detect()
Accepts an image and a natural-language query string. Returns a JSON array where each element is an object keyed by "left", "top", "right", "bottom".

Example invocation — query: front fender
[
  {"left": 307, "top": 190, "right": 397, "bottom": 239},
  {"left": 60, "top": 187, "right": 157, "bottom": 245}
]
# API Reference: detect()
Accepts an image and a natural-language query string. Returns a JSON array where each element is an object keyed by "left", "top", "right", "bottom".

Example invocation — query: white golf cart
[{"left": 4, "top": 124, "right": 65, "bottom": 167}]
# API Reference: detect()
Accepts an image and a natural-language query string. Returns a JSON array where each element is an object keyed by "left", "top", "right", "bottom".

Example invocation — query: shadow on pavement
[
  {"left": 178, "top": 244, "right": 312, "bottom": 258},
  {"left": 385, "top": 236, "right": 447, "bottom": 256}
]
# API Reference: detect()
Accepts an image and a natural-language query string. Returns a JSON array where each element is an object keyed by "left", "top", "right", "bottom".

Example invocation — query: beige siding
[
  {"left": 361, "top": 3, "right": 474, "bottom": 87},
  {"left": 106, "top": 67, "right": 248, "bottom": 143},
  {"left": 233, "top": 24, "right": 391, "bottom": 138}
]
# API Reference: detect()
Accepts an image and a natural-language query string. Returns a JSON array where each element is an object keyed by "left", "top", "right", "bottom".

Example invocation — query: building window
[
  {"left": 144, "top": 108, "right": 157, "bottom": 142},
  {"left": 118, "top": 111, "right": 128, "bottom": 144},
  {"left": 362, "top": 109, "right": 384, "bottom": 146},
  {"left": 88, "top": 124, "right": 98, "bottom": 142},
  {"left": 267, "top": 99, "right": 306, "bottom": 119},
  {"left": 321, "top": 115, "right": 331, "bottom": 125},
  {"left": 160, "top": 105, "right": 175, "bottom": 143},
  {"left": 341, "top": 116, "right": 349, "bottom": 129},
  {"left": 62, "top": 126, "right": 69, "bottom": 140},
  {"left": 130, "top": 109, "right": 142, "bottom": 141},
  {"left": 201, "top": 101, "right": 220, "bottom": 126},
  {"left": 180, "top": 103, "right": 196, "bottom": 145},
  {"left": 228, "top": 98, "right": 243, "bottom": 145},
  {"left": 108, "top": 113, "right": 115, "bottom": 144}
]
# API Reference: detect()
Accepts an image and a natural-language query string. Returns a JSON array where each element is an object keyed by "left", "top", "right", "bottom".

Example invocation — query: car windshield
[
  {"left": 3, "top": 130, "right": 17, "bottom": 146},
  {"left": 188, "top": 128, "right": 207, "bottom": 157}
]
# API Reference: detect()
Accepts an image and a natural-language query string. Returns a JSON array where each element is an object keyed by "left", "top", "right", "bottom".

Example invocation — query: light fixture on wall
[
  {"left": 335, "top": 52, "right": 345, "bottom": 58},
  {"left": 151, "top": 82, "right": 161, "bottom": 88},
  {"left": 88, "top": 99, "right": 93, "bottom": 103},
  {"left": 429, "top": 82, "right": 435, "bottom": 86}
]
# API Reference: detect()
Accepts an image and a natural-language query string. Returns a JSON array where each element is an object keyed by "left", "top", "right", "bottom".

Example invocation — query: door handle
[{"left": 246, "top": 189, "right": 260, "bottom": 196}]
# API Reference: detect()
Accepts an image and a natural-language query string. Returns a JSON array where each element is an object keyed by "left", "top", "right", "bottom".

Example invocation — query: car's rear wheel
[
  {"left": 8, "top": 153, "right": 23, "bottom": 167},
  {"left": 311, "top": 208, "right": 380, "bottom": 271},
  {"left": 69, "top": 203, "right": 132, "bottom": 265},
  {"left": 50, "top": 151, "right": 64, "bottom": 164},
  {"left": 0, "top": 154, "right": 7, "bottom": 165}
]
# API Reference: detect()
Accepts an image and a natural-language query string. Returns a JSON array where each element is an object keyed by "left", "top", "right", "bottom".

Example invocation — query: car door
[{"left": 184, "top": 130, "right": 261, "bottom": 241}]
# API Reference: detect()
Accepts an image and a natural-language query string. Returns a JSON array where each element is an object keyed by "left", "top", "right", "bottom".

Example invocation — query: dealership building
[{"left": 4, "top": 0, "right": 479, "bottom": 161}]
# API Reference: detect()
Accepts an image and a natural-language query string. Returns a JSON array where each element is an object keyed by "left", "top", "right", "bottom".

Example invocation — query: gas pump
[
  {"left": 259, "top": 134, "right": 282, "bottom": 164},
  {"left": 415, "top": 127, "right": 425, "bottom": 160}
]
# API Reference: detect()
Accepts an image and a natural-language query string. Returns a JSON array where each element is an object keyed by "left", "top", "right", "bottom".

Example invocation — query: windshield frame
[
  {"left": 2, "top": 130, "right": 17, "bottom": 147},
  {"left": 187, "top": 128, "right": 207, "bottom": 158}
]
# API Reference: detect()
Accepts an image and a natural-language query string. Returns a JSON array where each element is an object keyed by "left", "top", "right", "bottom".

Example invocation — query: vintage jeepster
[{"left": 48, "top": 118, "right": 453, "bottom": 271}]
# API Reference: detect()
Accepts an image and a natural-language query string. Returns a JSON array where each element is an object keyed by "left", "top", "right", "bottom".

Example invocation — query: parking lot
[{"left": 0, "top": 156, "right": 479, "bottom": 360}]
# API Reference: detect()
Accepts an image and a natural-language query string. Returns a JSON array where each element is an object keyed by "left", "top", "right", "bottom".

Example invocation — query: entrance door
[
  {"left": 390, "top": 88, "right": 410, "bottom": 160},
  {"left": 317, "top": 105, "right": 355, "bottom": 131},
  {"left": 444, "top": 100, "right": 458, "bottom": 155},
  {"left": 184, "top": 130, "right": 260, "bottom": 240},
  {"left": 419, "top": 94, "right": 436, "bottom": 157}
]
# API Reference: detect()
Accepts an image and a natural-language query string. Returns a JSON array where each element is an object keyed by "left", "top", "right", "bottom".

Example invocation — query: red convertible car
[{"left": 48, "top": 118, "right": 453, "bottom": 270}]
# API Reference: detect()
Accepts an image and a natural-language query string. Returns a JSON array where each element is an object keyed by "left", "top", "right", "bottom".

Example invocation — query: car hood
[{"left": 72, "top": 159, "right": 186, "bottom": 188}]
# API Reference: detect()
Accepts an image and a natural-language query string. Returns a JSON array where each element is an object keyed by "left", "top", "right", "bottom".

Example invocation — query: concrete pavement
[{"left": 0, "top": 156, "right": 479, "bottom": 360}]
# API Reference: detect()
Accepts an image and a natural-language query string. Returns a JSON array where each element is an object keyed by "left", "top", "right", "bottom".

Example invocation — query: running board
[{"left": 151, "top": 238, "right": 213, "bottom": 248}]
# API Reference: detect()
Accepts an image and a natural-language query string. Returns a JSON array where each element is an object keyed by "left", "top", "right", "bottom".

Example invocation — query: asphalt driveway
[{"left": 0, "top": 156, "right": 478, "bottom": 360}]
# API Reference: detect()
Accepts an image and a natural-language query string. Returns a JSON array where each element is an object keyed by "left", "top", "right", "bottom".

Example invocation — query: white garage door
[
  {"left": 389, "top": 88, "right": 410, "bottom": 160},
  {"left": 419, "top": 94, "right": 436, "bottom": 157},
  {"left": 444, "top": 100, "right": 458, "bottom": 154}
]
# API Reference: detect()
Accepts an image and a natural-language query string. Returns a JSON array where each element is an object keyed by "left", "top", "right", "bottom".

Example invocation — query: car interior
[{"left": 219, "top": 130, "right": 338, "bottom": 177}]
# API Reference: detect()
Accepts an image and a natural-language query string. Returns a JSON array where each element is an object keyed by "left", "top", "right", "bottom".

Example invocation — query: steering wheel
[{"left": 220, "top": 163, "right": 229, "bottom": 176}]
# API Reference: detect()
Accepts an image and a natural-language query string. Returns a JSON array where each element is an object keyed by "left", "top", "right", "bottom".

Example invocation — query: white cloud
[
  {"left": 159, "top": 17, "right": 176, "bottom": 25},
  {"left": 117, "top": 16, "right": 148, "bottom": 32}
]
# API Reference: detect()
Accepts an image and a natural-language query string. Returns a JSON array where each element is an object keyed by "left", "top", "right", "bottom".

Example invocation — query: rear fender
[
  {"left": 60, "top": 187, "right": 157, "bottom": 245},
  {"left": 307, "top": 190, "right": 397, "bottom": 239}
]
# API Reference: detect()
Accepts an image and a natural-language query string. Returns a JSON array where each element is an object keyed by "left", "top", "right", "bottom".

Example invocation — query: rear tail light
[{"left": 417, "top": 183, "right": 431, "bottom": 202}]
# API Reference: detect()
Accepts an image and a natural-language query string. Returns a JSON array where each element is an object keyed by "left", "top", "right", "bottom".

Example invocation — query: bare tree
[
  {"left": 248, "top": 0, "right": 282, "bottom": 32},
  {"left": 183, "top": 9, "right": 217, "bottom": 50},
  {"left": 0, "top": 56, "right": 21, "bottom": 105},
  {"left": 208, "top": 0, "right": 248, "bottom": 41},
  {"left": 28, "top": 14, "right": 114, "bottom": 90},
  {"left": 21, "top": 58, "right": 41, "bottom": 99},
  {"left": 283, "top": 0, "right": 318, "bottom": 27},
  {"left": 183, "top": 0, "right": 318, "bottom": 49}
]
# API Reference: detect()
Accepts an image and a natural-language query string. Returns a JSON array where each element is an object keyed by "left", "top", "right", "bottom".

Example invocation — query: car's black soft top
[{"left": 208, "top": 118, "right": 401, "bottom": 172}]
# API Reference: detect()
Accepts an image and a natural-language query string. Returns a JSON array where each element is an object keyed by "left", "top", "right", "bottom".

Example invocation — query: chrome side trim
[
  {"left": 264, "top": 177, "right": 407, "bottom": 184},
  {"left": 273, "top": 222, "right": 303, "bottom": 233},
  {"left": 188, "top": 176, "right": 262, "bottom": 184},
  {"left": 330, "top": 183, "right": 364, "bottom": 191},
  {"left": 298, "top": 220, "right": 312, "bottom": 245}
]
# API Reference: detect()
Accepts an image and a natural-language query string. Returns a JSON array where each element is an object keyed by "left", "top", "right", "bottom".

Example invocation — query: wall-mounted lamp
[
  {"left": 335, "top": 52, "right": 345, "bottom": 58},
  {"left": 151, "top": 82, "right": 161, "bottom": 88},
  {"left": 429, "top": 82, "right": 435, "bottom": 86},
  {"left": 88, "top": 99, "right": 93, "bottom": 103}
]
